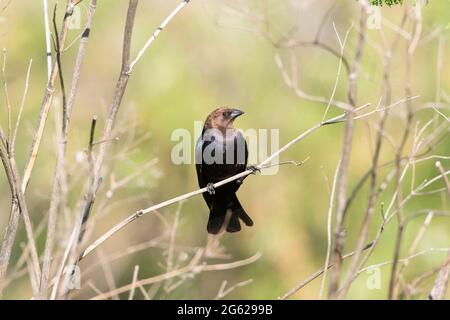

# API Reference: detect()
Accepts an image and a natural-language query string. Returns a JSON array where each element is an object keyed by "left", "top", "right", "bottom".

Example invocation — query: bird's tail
[{"left": 207, "top": 194, "right": 253, "bottom": 234}]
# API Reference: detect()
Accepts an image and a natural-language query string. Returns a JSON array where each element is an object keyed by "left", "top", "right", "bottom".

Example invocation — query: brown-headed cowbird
[{"left": 195, "top": 107, "right": 254, "bottom": 234}]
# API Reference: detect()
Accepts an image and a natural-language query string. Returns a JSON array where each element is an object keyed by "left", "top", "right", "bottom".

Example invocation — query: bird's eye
[{"left": 223, "top": 111, "right": 230, "bottom": 117}]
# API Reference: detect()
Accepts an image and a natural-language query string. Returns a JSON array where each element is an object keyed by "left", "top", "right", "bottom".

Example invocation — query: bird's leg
[
  {"left": 237, "top": 165, "right": 260, "bottom": 185},
  {"left": 247, "top": 165, "right": 260, "bottom": 174},
  {"left": 206, "top": 182, "right": 216, "bottom": 195}
]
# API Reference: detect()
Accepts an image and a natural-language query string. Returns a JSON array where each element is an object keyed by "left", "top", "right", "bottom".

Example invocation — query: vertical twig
[
  {"left": 2, "top": 49, "right": 12, "bottom": 151},
  {"left": 0, "top": 59, "right": 41, "bottom": 296},
  {"left": 57, "top": 0, "right": 192, "bottom": 298},
  {"left": 129, "top": 265, "right": 140, "bottom": 300},
  {"left": 22, "top": 0, "right": 75, "bottom": 192},
  {"left": 38, "top": 0, "right": 98, "bottom": 299},
  {"left": 0, "top": 136, "right": 41, "bottom": 295},
  {"left": 329, "top": 1, "right": 368, "bottom": 298},
  {"left": 164, "top": 202, "right": 183, "bottom": 294},
  {"left": 43, "top": 0, "right": 52, "bottom": 80},
  {"left": 0, "top": 58, "right": 33, "bottom": 296},
  {"left": 0, "top": 2, "right": 75, "bottom": 295},
  {"left": 56, "top": 0, "right": 140, "bottom": 299},
  {"left": 319, "top": 160, "right": 341, "bottom": 298},
  {"left": 428, "top": 161, "right": 450, "bottom": 300},
  {"left": 389, "top": 2, "right": 422, "bottom": 299}
]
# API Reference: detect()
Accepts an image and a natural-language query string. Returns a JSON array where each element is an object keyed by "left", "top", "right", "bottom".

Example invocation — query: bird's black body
[{"left": 195, "top": 108, "right": 253, "bottom": 234}]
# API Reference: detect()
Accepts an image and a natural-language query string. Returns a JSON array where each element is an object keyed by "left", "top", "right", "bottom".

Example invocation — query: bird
[{"left": 195, "top": 107, "right": 254, "bottom": 234}]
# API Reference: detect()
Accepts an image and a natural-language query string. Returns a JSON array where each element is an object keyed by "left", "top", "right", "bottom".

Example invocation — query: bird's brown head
[{"left": 204, "top": 107, "right": 244, "bottom": 131}]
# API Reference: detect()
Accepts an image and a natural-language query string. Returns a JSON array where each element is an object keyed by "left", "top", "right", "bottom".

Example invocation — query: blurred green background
[{"left": 0, "top": 0, "right": 449, "bottom": 299}]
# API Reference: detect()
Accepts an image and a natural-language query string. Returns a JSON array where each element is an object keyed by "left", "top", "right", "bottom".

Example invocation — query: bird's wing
[
  {"left": 195, "top": 135, "right": 205, "bottom": 188},
  {"left": 236, "top": 130, "right": 248, "bottom": 169},
  {"left": 196, "top": 134, "right": 215, "bottom": 209}
]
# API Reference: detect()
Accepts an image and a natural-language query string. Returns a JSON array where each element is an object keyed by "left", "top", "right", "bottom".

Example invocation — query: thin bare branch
[
  {"left": 91, "top": 252, "right": 261, "bottom": 300},
  {"left": 330, "top": 1, "right": 368, "bottom": 298}
]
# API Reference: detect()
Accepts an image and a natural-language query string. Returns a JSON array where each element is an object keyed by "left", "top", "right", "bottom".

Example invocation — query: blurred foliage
[
  {"left": 370, "top": 0, "right": 404, "bottom": 7},
  {"left": 0, "top": 0, "right": 449, "bottom": 299}
]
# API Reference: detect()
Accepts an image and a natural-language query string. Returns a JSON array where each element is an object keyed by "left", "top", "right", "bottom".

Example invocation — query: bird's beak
[{"left": 230, "top": 109, "right": 245, "bottom": 119}]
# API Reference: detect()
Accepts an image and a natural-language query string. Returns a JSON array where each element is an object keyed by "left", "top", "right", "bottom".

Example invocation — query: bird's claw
[
  {"left": 206, "top": 182, "right": 216, "bottom": 195},
  {"left": 247, "top": 165, "right": 260, "bottom": 174}
]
